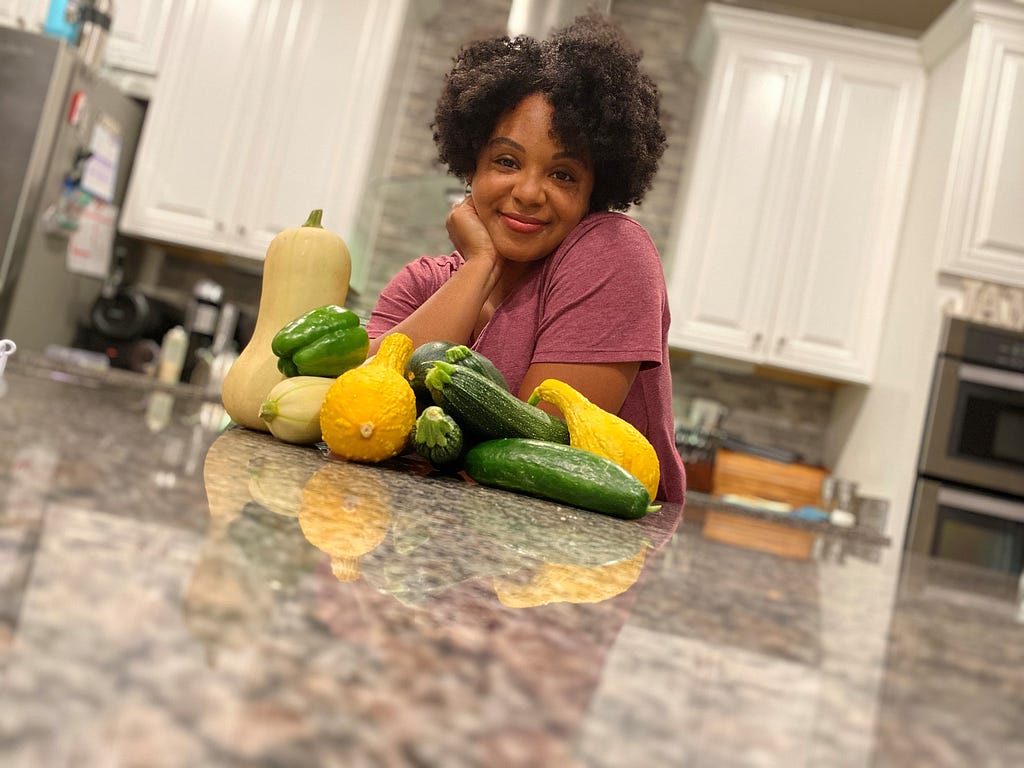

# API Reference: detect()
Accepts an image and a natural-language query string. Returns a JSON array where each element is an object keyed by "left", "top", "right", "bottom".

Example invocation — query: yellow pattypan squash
[
  {"left": 298, "top": 463, "right": 392, "bottom": 581},
  {"left": 493, "top": 546, "right": 648, "bottom": 607},
  {"left": 528, "top": 378, "right": 660, "bottom": 500},
  {"left": 320, "top": 332, "right": 416, "bottom": 463}
]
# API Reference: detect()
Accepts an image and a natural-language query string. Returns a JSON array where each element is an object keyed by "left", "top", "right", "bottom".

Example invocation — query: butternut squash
[
  {"left": 319, "top": 333, "right": 417, "bottom": 463},
  {"left": 527, "top": 378, "right": 661, "bottom": 500},
  {"left": 221, "top": 209, "right": 352, "bottom": 430}
]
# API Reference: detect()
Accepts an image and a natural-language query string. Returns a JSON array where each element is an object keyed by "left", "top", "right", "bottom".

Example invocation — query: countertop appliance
[
  {"left": 906, "top": 316, "right": 1024, "bottom": 574},
  {"left": 0, "top": 24, "right": 144, "bottom": 352}
]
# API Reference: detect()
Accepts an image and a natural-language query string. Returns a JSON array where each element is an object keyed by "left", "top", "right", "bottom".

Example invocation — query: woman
[{"left": 367, "top": 15, "right": 685, "bottom": 503}]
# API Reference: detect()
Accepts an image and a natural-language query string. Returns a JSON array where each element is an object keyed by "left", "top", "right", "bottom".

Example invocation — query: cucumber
[
  {"left": 405, "top": 341, "right": 509, "bottom": 399},
  {"left": 464, "top": 438, "right": 655, "bottom": 520},
  {"left": 412, "top": 406, "right": 464, "bottom": 469},
  {"left": 424, "top": 361, "right": 570, "bottom": 444}
]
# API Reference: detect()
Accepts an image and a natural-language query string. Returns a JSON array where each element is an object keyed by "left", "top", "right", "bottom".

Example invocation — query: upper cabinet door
[
  {"left": 120, "top": 0, "right": 286, "bottom": 252},
  {"left": 772, "top": 53, "right": 924, "bottom": 380},
  {"left": 120, "top": 0, "right": 408, "bottom": 271},
  {"left": 666, "top": 4, "right": 924, "bottom": 383},
  {"left": 0, "top": 0, "right": 46, "bottom": 31},
  {"left": 936, "top": 10, "right": 1024, "bottom": 287},
  {"left": 104, "top": 0, "right": 177, "bottom": 75},
  {"left": 666, "top": 36, "right": 813, "bottom": 363},
  {"left": 232, "top": 0, "right": 408, "bottom": 266}
]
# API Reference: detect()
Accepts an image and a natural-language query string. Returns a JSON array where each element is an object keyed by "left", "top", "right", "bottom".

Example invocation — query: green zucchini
[
  {"left": 405, "top": 341, "right": 509, "bottom": 399},
  {"left": 412, "top": 406, "right": 464, "bottom": 469},
  {"left": 424, "top": 361, "right": 569, "bottom": 444},
  {"left": 444, "top": 345, "right": 508, "bottom": 390},
  {"left": 464, "top": 438, "right": 656, "bottom": 519}
]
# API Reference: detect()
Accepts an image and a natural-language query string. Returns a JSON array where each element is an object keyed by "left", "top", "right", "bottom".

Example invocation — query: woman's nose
[{"left": 512, "top": 172, "right": 545, "bottom": 206}]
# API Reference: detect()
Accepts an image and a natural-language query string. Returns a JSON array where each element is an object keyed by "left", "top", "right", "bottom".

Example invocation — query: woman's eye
[
  {"left": 495, "top": 157, "right": 517, "bottom": 169},
  {"left": 552, "top": 170, "right": 575, "bottom": 182}
]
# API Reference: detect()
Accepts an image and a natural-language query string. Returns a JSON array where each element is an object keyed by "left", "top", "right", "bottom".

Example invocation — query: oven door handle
[
  {"left": 937, "top": 486, "right": 1024, "bottom": 523},
  {"left": 958, "top": 362, "right": 1024, "bottom": 392}
]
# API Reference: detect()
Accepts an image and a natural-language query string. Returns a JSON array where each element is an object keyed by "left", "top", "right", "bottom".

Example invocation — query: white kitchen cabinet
[
  {"left": 666, "top": 3, "right": 924, "bottom": 383},
  {"left": 0, "top": 0, "right": 176, "bottom": 84},
  {"left": 120, "top": 0, "right": 408, "bottom": 285},
  {"left": 104, "top": 0, "right": 177, "bottom": 76},
  {"left": 928, "top": 0, "right": 1024, "bottom": 287},
  {"left": 0, "top": 0, "right": 46, "bottom": 31}
]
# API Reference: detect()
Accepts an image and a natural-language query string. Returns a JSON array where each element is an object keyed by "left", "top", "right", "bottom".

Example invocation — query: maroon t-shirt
[{"left": 368, "top": 212, "right": 686, "bottom": 503}]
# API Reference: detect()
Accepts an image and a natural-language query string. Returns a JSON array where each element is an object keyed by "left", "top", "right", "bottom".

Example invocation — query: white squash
[{"left": 258, "top": 375, "right": 333, "bottom": 444}]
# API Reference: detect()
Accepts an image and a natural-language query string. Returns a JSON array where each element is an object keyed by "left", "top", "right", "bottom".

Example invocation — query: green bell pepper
[{"left": 271, "top": 304, "right": 369, "bottom": 377}]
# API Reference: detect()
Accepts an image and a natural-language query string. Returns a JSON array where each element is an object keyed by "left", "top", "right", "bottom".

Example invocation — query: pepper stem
[{"left": 303, "top": 209, "right": 324, "bottom": 228}]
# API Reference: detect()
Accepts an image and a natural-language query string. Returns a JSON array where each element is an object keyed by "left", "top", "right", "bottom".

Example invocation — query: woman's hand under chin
[{"left": 447, "top": 194, "right": 500, "bottom": 265}]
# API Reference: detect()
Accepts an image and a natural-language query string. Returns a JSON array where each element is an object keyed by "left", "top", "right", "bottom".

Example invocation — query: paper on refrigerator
[{"left": 65, "top": 198, "right": 118, "bottom": 278}]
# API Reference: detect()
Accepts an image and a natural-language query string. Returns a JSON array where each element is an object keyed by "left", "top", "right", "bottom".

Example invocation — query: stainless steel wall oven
[{"left": 907, "top": 317, "right": 1024, "bottom": 573}]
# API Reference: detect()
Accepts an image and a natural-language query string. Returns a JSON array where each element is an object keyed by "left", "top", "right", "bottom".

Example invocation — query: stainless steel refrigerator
[{"left": 0, "top": 24, "right": 144, "bottom": 351}]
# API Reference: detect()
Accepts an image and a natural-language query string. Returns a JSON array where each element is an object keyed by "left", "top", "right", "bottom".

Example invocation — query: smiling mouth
[{"left": 501, "top": 213, "right": 545, "bottom": 234}]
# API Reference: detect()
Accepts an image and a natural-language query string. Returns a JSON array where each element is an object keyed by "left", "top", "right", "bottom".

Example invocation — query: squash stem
[
  {"left": 417, "top": 406, "right": 454, "bottom": 447},
  {"left": 258, "top": 400, "right": 279, "bottom": 422},
  {"left": 302, "top": 209, "right": 324, "bottom": 228}
]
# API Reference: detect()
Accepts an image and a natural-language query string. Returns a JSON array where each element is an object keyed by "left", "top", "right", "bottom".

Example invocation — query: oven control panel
[{"left": 949, "top": 319, "right": 1024, "bottom": 372}]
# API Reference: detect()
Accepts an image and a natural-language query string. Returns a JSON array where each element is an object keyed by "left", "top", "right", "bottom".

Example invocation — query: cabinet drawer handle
[
  {"left": 752, "top": 332, "right": 762, "bottom": 348},
  {"left": 214, "top": 221, "right": 225, "bottom": 232},
  {"left": 237, "top": 225, "right": 247, "bottom": 236},
  {"left": 777, "top": 337, "right": 787, "bottom": 349}
]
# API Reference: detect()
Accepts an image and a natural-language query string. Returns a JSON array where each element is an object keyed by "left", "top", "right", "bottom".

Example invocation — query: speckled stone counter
[{"left": 0, "top": 361, "right": 1022, "bottom": 767}]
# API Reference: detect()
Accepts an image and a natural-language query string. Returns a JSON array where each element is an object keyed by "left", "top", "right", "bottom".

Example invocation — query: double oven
[{"left": 906, "top": 317, "right": 1024, "bottom": 574}]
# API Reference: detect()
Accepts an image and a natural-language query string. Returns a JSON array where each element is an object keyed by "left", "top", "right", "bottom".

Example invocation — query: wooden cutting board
[
  {"left": 711, "top": 449, "right": 828, "bottom": 509},
  {"left": 702, "top": 510, "right": 817, "bottom": 560}
]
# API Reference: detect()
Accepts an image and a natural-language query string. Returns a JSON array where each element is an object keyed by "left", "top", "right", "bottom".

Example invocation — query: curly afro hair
[{"left": 433, "top": 14, "right": 666, "bottom": 212}]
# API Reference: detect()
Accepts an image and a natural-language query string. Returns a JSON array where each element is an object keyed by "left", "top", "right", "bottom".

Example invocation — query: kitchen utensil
[
  {"left": 0, "top": 338, "right": 15, "bottom": 396},
  {"left": 675, "top": 423, "right": 722, "bottom": 493},
  {"left": 0, "top": 339, "right": 15, "bottom": 377},
  {"left": 685, "top": 397, "right": 729, "bottom": 431},
  {"left": 720, "top": 434, "right": 801, "bottom": 464},
  {"left": 854, "top": 495, "right": 889, "bottom": 533},
  {"left": 821, "top": 475, "right": 859, "bottom": 525}
]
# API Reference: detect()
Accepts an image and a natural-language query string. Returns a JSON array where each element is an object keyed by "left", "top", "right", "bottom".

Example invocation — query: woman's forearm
[{"left": 367, "top": 257, "right": 501, "bottom": 355}]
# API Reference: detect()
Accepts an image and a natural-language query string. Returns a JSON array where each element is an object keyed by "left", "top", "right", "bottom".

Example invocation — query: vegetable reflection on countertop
[{"left": 198, "top": 427, "right": 681, "bottom": 611}]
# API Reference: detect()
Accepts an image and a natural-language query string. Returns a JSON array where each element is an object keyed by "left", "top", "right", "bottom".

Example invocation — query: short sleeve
[
  {"left": 366, "top": 253, "right": 463, "bottom": 338},
  {"left": 533, "top": 215, "right": 667, "bottom": 368}
]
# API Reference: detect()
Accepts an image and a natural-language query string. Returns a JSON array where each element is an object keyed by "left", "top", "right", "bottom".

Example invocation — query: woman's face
[{"left": 469, "top": 94, "right": 595, "bottom": 263}]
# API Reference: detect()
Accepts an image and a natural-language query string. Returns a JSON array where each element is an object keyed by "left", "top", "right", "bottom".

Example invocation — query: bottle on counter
[
  {"left": 156, "top": 325, "right": 188, "bottom": 384},
  {"left": 147, "top": 325, "right": 188, "bottom": 432}
]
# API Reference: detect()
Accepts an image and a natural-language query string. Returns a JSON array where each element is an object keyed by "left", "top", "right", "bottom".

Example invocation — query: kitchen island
[{"left": 0, "top": 358, "right": 1021, "bottom": 767}]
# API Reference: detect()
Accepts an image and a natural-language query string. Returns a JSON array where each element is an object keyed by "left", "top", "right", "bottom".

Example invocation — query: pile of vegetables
[
  {"left": 250, "top": 318, "right": 660, "bottom": 519},
  {"left": 221, "top": 211, "right": 661, "bottom": 520}
]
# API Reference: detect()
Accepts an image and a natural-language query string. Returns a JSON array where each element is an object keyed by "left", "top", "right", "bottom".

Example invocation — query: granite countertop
[{"left": 1, "top": 360, "right": 1022, "bottom": 767}]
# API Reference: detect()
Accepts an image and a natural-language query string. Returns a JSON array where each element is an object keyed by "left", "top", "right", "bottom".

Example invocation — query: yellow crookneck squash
[
  {"left": 221, "top": 209, "right": 352, "bottom": 431},
  {"left": 319, "top": 333, "right": 417, "bottom": 463},
  {"left": 528, "top": 378, "right": 661, "bottom": 501}
]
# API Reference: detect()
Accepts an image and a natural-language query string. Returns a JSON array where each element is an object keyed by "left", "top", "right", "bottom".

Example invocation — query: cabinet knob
[
  {"left": 777, "top": 337, "right": 787, "bottom": 349},
  {"left": 214, "top": 221, "right": 225, "bottom": 232},
  {"left": 237, "top": 225, "right": 247, "bottom": 236},
  {"left": 752, "top": 332, "right": 763, "bottom": 348}
]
